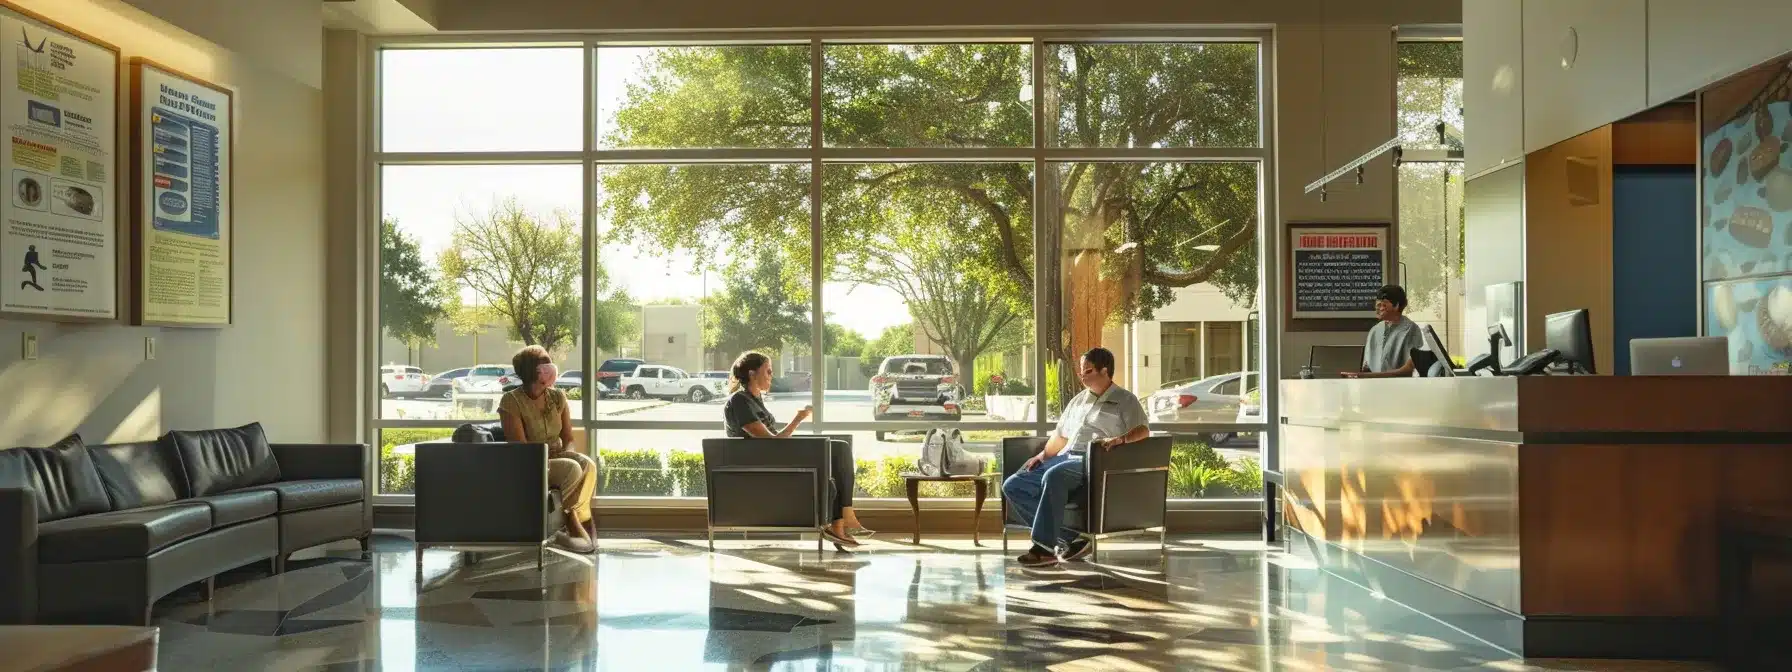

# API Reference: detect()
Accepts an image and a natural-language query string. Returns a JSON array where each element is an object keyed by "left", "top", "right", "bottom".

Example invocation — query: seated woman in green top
[{"left": 498, "top": 346, "right": 598, "bottom": 553}]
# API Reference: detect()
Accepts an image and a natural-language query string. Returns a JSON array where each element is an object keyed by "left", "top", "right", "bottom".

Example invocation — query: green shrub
[
  {"left": 381, "top": 428, "right": 455, "bottom": 451},
  {"left": 667, "top": 450, "right": 706, "bottom": 497},
  {"left": 852, "top": 455, "right": 998, "bottom": 499},
  {"left": 1167, "top": 439, "right": 1264, "bottom": 498},
  {"left": 598, "top": 448, "right": 673, "bottom": 496},
  {"left": 1171, "top": 440, "right": 1229, "bottom": 471},
  {"left": 566, "top": 387, "right": 583, "bottom": 401},
  {"left": 377, "top": 428, "right": 452, "bottom": 495}
]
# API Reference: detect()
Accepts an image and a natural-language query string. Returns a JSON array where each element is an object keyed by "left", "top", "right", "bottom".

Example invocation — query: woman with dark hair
[
  {"left": 499, "top": 345, "right": 599, "bottom": 553},
  {"left": 721, "top": 351, "right": 868, "bottom": 548}
]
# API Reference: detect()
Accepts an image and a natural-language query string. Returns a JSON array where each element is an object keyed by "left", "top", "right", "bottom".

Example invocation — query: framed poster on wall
[
  {"left": 131, "top": 58, "right": 231, "bottom": 327},
  {"left": 1285, "top": 223, "right": 1391, "bottom": 325},
  {"left": 0, "top": 2, "right": 120, "bottom": 322}
]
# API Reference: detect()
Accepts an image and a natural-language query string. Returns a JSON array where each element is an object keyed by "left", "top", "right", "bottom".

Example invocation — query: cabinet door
[
  {"left": 1648, "top": 0, "right": 1792, "bottom": 106},
  {"left": 1466, "top": 0, "right": 1525, "bottom": 176},
  {"left": 1522, "top": 0, "right": 1647, "bottom": 153}
]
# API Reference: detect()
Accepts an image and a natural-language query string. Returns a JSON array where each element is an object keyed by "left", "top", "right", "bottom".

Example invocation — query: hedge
[{"left": 377, "top": 428, "right": 454, "bottom": 495}]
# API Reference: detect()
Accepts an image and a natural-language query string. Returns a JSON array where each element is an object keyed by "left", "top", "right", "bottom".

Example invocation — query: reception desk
[{"left": 1279, "top": 376, "right": 1792, "bottom": 659}]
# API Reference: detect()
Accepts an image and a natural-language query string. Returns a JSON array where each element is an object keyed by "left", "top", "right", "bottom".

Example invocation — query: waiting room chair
[
  {"left": 701, "top": 437, "right": 836, "bottom": 554},
  {"left": 999, "top": 435, "right": 1172, "bottom": 558},
  {"left": 413, "top": 429, "right": 567, "bottom": 577}
]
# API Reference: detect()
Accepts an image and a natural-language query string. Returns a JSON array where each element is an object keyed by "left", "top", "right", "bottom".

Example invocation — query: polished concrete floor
[{"left": 148, "top": 533, "right": 1723, "bottom": 671}]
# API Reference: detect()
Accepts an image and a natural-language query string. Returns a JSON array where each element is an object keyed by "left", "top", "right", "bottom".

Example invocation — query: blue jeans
[{"left": 1001, "top": 453, "right": 1086, "bottom": 550}]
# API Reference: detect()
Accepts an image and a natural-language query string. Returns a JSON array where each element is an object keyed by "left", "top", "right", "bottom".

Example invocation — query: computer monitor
[
  {"left": 1544, "top": 309, "right": 1596, "bottom": 374},
  {"left": 1630, "top": 337, "right": 1729, "bottom": 375},
  {"left": 1420, "top": 324, "right": 1455, "bottom": 377},
  {"left": 1308, "top": 345, "right": 1366, "bottom": 378}
]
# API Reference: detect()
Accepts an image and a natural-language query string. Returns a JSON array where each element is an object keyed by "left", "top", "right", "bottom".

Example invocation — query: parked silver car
[{"left": 1147, "top": 372, "right": 1258, "bottom": 445}]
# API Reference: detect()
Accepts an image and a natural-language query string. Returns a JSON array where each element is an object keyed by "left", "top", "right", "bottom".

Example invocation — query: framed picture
[
  {"left": 0, "top": 1, "right": 121, "bottom": 322},
  {"left": 1284, "top": 222, "right": 1392, "bottom": 331},
  {"left": 131, "top": 58, "right": 232, "bottom": 327}
]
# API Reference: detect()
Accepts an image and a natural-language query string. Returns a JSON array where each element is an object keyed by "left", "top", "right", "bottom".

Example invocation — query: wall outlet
[
  {"left": 145, "top": 336, "right": 156, "bottom": 361},
  {"left": 22, "top": 333, "right": 36, "bottom": 360}
]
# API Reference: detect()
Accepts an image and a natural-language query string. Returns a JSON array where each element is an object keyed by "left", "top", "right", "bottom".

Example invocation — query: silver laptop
[{"left": 1629, "top": 337, "right": 1729, "bottom": 375}]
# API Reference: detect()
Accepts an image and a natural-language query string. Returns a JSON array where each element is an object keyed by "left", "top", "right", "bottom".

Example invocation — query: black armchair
[
  {"left": 998, "top": 435, "right": 1172, "bottom": 558},
  {"left": 701, "top": 437, "right": 835, "bottom": 553},
  {"left": 413, "top": 441, "right": 564, "bottom": 575}
]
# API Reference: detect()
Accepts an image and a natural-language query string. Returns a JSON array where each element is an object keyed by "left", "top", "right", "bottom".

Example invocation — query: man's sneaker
[
  {"left": 1017, "top": 546, "right": 1059, "bottom": 568},
  {"left": 1061, "top": 538, "right": 1094, "bottom": 562}
]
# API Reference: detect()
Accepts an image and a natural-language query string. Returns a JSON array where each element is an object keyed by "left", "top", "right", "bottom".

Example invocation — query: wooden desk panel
[
  {"left": 1521, "top": 442, "right": 1792, "bottom": 616},
  {"left": 1516, "top": 376, "right": 1792, "bottom": 434}
]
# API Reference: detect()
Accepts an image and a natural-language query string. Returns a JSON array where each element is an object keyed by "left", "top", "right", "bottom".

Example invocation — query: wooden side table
[{"left": 902, "top": 473, "right": 991, "bottom": 545}]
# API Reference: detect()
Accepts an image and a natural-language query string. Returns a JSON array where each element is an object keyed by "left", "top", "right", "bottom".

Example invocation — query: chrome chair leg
[{"left": 707, "top": 527, "right": 714, "bottom": 552}]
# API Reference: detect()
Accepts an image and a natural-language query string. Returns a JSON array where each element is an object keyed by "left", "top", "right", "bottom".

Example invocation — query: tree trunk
[{"left": 950, "top": 351, "right": 977, "bottom": 399}]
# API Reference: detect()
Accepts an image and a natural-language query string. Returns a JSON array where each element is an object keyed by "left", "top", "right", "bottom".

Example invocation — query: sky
[{"left": 378, "top": 47, "right": 909, "bottom": 338}]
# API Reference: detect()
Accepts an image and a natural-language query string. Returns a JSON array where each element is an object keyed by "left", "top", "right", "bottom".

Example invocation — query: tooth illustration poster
[
  {"left": 133, "top": 59, "right": 231, "bottom": 326},
  {"left": 0, "top": 4, "right": 119, "bottom": 321}
]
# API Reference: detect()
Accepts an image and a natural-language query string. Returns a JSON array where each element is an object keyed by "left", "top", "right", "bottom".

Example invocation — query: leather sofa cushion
[
  {"left": 167, "top": 423, "right": 282, "bottom": 497},
  {"left": 0, "top": 435, "right": 112, "bottom": 523},
  {"left": 230, "top": 479, "right": 362, "bottom": 513},
  {"left": 36, "top": 502, "right": 212, "bottom": 563},
  {"left": 88, "top": 440, "right": 186, "bottom": 509},
  {"left": 191, "top": 490, "right": 278, "bottom": 527}
]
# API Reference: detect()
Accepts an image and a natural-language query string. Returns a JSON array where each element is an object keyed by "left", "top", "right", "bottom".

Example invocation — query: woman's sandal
[
  {"left": 819, "top": 527, "right": 860, "bottom": 550},
  {"left": 847, "top": 526, "right": 876, "bottom": 538}
]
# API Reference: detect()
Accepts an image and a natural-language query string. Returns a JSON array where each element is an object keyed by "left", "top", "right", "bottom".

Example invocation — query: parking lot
[{"left": 381, "top": 389, "right": 1260, "bottom": 463}]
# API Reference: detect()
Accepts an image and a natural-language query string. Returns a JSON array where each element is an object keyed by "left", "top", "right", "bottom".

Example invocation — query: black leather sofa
[
  {"left": 999, "top": 435, "right": 1172, "bottom": 558},
  {"left": 0, "top": 423, "right": 370, "bottom": 625}
]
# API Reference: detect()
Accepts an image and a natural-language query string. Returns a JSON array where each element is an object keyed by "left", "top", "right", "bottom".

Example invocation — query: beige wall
[
  {"left": 119, "top": 0, "right": 321, "bottom": 88},
  {"left": 1274, "top": 23, "right": 1401, "bottom": 378},
  {"left": 0, "top": 0, "right": 326, "bottom": 447}
]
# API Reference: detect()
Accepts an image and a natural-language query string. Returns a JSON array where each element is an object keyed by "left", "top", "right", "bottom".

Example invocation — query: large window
[
  {"left": 1396, "top": 40, "right": 1466, "bottom": 357},
  {"left": 373, "top": 36, "right": 1272, "bottom": 502}
]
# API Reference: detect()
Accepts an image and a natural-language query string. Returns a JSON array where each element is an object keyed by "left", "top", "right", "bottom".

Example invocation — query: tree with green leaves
[
  {"left": 860, "top": 322, "right": 916, "bottom": 377},
  {"left": 701, "top": 248, "right": 811, "bottom": 358},
  {"left": 439, "top": 198, "right": 634, "bottom": 354},
  {"left": 824, "top": 323, "right": 867, "bottom": 358},
  {"left": 380, "top": 218, "right": 445, "bottom": 349},
  {"left": 599, "top": 43, "right": 1262, "bottom": 403},
  {"left": 1394, "top": 42, "right": 1466, "bottom": 315}
]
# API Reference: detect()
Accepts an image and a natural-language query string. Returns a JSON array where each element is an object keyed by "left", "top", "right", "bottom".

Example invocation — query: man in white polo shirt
[{"left": 1001, "top": 347, "right": 1150, "bottom": 567}]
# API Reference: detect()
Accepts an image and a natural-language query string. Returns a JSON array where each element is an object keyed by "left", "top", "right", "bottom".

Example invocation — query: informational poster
[
  {"left": 134, "top": 60, "right": 230, "bottom": 326},
  {"left": 1289, "top": 225, "right": 1388, "bottom": 320},
  {"left": 0, "top": 5, "right": 119, "bottom": 320}
]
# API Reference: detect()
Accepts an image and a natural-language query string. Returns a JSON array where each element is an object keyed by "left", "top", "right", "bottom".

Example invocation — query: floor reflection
[{"left": 147, "top": 533, "right": 1721, "bottom": 671}]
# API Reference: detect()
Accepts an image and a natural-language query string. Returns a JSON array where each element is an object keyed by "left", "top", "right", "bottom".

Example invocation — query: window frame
[{"left": 366, "top": 29, "right": 1281, "bottom": 510}]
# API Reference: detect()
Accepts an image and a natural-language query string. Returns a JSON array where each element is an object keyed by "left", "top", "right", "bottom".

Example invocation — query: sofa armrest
[
  {"left": 271, "top": 443, "right": 368, "bottom": 481},
  {"left": 0, "top": 488, "right": 36, "bottom": 624}
]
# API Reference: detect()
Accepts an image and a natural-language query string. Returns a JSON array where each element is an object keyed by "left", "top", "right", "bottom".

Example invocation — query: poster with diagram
[
  {"left": 0, "top": 3, "right": 119, "bottom": 321},
  {"left": 133, "top": 59, "right": 230, "bottom": 326}
]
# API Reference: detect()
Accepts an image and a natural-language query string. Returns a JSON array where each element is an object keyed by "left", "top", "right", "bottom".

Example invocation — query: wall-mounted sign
[
  {"left": 0, "top": 2, "right": 120, "bottom": 322},
  {"left": 132, "top": 59, "right": 231, "bottom": 327},
  {"left": 1288, "top": 223, "right": 1390, "bottom": 320}
]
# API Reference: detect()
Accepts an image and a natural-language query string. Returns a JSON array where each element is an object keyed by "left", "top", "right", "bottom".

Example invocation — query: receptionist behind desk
[{"left": 1341, "top": 285, "right": 1423, "bottom": 379}]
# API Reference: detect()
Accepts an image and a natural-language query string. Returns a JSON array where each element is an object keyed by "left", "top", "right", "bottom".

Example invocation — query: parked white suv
[
  {"left": 618, "top": 365, "right": 729, "bottom": 402},
  {"left": 380, "top": 365, "right": 428, "bottom": 398}
]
